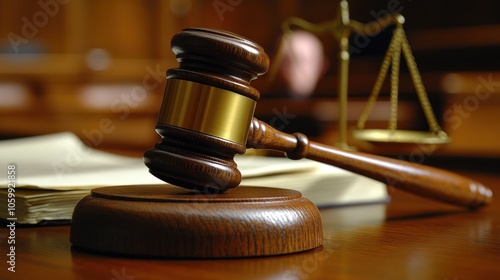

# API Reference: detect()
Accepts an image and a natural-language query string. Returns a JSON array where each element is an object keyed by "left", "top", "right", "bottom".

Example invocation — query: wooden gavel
[{"left": 143, "top": 28, "right": 492, "bottom": 208}]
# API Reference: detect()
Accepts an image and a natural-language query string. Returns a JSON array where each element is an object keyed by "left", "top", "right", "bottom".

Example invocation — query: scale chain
[{"left": 357, "top": 24, "right": 444, "bottom": 135}]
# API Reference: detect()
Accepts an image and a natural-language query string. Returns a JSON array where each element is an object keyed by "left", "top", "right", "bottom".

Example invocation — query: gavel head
[{"left": 143, "top": 28, "right": 269, "bottom": 192}]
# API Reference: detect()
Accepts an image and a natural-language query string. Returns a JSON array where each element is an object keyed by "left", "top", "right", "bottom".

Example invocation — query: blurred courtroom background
[{"left": 1, "top": 0, "right": 500, "bottom": 157}]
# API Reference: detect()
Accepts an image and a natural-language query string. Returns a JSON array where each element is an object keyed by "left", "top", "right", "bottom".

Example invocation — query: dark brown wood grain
[
  {"left": 143, "top": 28, "right": 269, "bottom": 192},
  {"left": 70, "top": 185, "right": 323, "bottom": 258},
  {"left": 168, "top": 27, "right": 269, "bottom": 100},
  {"left": 3, "top": 168, "right": 500, "bottom": 280},
  {"left": 247, "top": 118, "right": 492, "bottom": 208},
  {"left": 144, "top": 124, "right": 245, "bottom": 191}
]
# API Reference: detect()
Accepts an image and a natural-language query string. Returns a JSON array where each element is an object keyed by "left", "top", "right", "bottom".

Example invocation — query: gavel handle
[{"left": 247, "top": 118, "right": 492, "bottom": 208}]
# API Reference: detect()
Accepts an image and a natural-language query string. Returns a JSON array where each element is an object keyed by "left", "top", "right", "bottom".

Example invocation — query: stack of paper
[{"left": 0, "top": 133, "right": 388, "bottom": 224}]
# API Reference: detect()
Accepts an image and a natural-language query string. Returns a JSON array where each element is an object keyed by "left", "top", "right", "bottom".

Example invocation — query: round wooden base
[{"left": 70, "top": 185, "right": 323, "bottom": 258}]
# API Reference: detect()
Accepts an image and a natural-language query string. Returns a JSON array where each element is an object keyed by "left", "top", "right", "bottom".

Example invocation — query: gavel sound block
[{"left": 70, "top": 28, "right": 492, "bottom": 258}]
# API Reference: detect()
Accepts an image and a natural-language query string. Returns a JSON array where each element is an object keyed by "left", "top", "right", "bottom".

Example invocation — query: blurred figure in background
[{"left": 271, "top": 30, "right": 328, "bottom": 98}]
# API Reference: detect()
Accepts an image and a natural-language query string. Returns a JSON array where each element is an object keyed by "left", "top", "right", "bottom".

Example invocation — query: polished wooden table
[{"left": 1, "top": 162, "right": 499, "bottom": 280}]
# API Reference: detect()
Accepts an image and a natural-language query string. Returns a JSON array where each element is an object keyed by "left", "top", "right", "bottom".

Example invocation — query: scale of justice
[
  {"left": 270, "top": 0, "right": 451, "bottom": 152},
  {"left": 70, "top": 1, "right": 492, "bottom": 258}
]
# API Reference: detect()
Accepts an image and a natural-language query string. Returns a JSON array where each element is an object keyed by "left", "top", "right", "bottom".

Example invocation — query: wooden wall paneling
[
  {"left": 438, "top": 72, "right": 500, "bottom": 157},
  {"left": 85, "top": 0, "right": 155, "bottom": 59},
  {"left": 0, "top": 0, "right": 67, "bottom": 54},
  {"left": 61, "top": 0, "right": 86, "bottom": 54}
]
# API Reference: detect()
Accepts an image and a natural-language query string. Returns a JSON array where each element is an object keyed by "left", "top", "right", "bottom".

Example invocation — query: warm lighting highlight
[
  {"left": 0, "top": 83, "right": 29, "bottom": 108},
  {"left": 441, "top": 73, "right": 465, "bottom": 94},
  {"left": 85, "top": 48, "right": 111, "bottom": 71}
]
